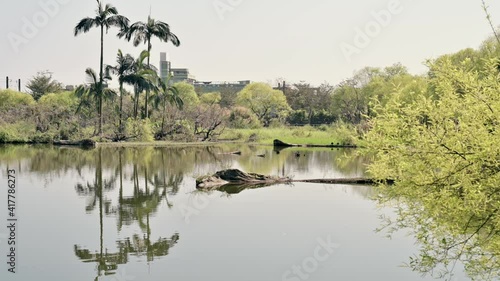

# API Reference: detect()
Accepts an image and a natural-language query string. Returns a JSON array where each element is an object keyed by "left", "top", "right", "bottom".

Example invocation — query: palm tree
[
  {"left": 74, "top": 0, "right": 129, "bottom": 136},
  {"left": 106, "top": 50, "right": 135, "bottom": 135},
  {"left": 75, "top": 68, "right": 116, "bottom": 136},
  {"left": 152, "top": 77, "right": 183, "bottom": 139},
  {"left": 120, "top": 15, "right": 180, "bottom": 119},
  {"left": 122, "top": 51, "right": 159, "bottom": 119}
]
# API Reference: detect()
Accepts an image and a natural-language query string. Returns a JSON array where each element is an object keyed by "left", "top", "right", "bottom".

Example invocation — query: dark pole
[
  {"left": 6, "top": 76, "right": 9, "bottom": 89},
  {"left": 18, "top": 79, "right": 21, "bottom": 92}
]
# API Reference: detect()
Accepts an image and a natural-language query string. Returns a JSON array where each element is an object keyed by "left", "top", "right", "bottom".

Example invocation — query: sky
[{"left": 1, "top": 0, "right": 500, "bottom": 90}]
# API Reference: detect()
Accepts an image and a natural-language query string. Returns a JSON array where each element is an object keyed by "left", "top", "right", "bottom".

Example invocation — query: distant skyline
[{"left": 1, "top": 0, "right": 500, "bottom": 90}]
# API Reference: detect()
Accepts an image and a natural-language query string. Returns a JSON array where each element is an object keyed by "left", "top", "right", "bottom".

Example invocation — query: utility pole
[
  {"left": 18, "top": 79, "right": 21, "bottom": 92},
  {"left": 6, "top": 76, "right": 9, "bottom": 89}
]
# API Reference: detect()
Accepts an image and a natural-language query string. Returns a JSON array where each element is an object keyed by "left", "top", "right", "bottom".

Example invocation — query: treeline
[
  {"left": 2, "top": 0, "right": 500, "bottom": 144},
  {"left": 363, "top": 34, "right": 500, "bottom": 280}
]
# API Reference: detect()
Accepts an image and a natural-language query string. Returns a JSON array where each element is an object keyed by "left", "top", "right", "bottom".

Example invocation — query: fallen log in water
[
  {"left": 196, "top": 169, "right": 289, "bottom": 189},
  {"left": 273, "top": 139, "right": 357, "bottom": 148},
  {"left": 196, "top": 169, "right": 392, "bottom": 189}
]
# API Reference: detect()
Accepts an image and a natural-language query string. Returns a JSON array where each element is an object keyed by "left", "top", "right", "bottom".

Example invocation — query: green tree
[
  {"left": 173, "top": 82, "right": 199, "bottom": 108},
  {"left": 120, "top": 15, "right": 180, "bottom": 118},
  {"left": 74, "top": 0, "right": 129, "bottom": 136},
  {"left": 199, "top": 92, "right": 221, "bottom": 105},
  {"left": 236, "top": 82, "right": 290, "bottom": 126},
  {"left": 364, "top": 58, "right": 500, "bottom": 280},
  {"left": 26, "top": 71, "right": 63, "bottom": 100}
]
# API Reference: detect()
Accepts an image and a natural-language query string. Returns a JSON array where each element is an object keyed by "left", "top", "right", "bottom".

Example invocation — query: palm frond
[
  {"left": 85, "top": 68, "right": 99, "bottom": 85},
  {"left": 125, "top": 17, "right": 180, "bottom": 48},
  {"left": 74, "top": 17, "right": 99, "bottom": 36},
  {"left": 104, "top": 3, "right": 118, "bottom": 16}
]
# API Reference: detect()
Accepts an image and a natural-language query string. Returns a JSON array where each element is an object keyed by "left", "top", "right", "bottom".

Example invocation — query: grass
[{"left": 220, "top": 125, "right": 358, "bottom": 145}]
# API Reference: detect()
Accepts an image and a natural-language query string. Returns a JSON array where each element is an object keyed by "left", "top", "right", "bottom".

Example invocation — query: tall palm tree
[
  {"left": 106, "top": 50, "right": 135, "bottom": 135},
  {"left": 120, "top": 15, "right": 180, "bottom": 119},
  {"left": 74, "top": 0, "right": 129, "bottom": 136},
  {"left": 75, "top": 68, "right": 117, "bottom": 136}
]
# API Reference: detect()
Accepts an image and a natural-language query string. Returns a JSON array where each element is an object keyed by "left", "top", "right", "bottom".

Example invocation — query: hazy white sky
[{"left": 1, "top": 0, "right": 499, "bottom": 90}]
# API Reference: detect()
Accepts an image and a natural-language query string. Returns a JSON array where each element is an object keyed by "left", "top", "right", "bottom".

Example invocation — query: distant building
[
  {"left": 159, "top": 52, "right": 171, "bottom": 82},
  {"left": 171, "top": 68, "right": 196, "bottom": 84},
  {"left": 159, "top": 52, "right": 249, "bottom": 92},
  {"left": 194, "top": 80, "right": 251, "bottom": 93}
]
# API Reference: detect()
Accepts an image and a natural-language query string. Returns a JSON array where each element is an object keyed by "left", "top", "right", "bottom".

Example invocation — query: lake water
[{"left": 0, "top": 144, "right": 469, "bottom": 281}]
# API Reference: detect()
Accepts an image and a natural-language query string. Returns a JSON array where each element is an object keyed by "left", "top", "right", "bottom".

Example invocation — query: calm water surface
[{"left": 0, "top": 144, "right": 469, "bottom": 281}]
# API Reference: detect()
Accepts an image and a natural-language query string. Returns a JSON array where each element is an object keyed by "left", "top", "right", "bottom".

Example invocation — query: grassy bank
[
  {"left": 220, "top": 124, "right": 358, "bottom": 145},
  {"left": 0, "top": 121, "right": 359, "bottom": 147}
]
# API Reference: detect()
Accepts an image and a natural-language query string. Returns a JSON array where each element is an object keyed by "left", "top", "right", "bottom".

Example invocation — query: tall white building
[{"left": 159, "top": 52, "right": 171, "bottom": 83}]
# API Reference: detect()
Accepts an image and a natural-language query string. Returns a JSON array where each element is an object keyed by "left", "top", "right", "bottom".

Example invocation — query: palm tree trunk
[
  {"left": 161, "top": 99, "right": 166, "bottom": 138},
  {"left": 145, "top": 38, "right": 151, "bottom": 119},
  {"left": 119, "top": 82, "right": 124, "bottom": 134},
  {"left": 99, "top": 25, "right": 104, "bottom": 138},
  {"left": 134, "top": 86, "right": 139, "bottom": 119}
]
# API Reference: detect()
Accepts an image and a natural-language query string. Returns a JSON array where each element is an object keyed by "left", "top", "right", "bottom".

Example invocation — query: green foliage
[
  {"left": 0, "top": 89, "right": 35, "bottom": 109},
  {"left": 221, "top": 126, "right": 350, "bottom": 145},
  {"left": 0, "top": 121, "right": 35, "bottom": 143},
  {"left": 228, "top": 106, "right": 261, "bottom": 129},
  {"left": 125, "top": 118, "right": 154, "bottom": 142},
  {"left": 174, "top": 82, "right": 199, "bottom": 108},
  {"left": 364, "top": 58, "right": 500, "bottom": 280},
  {"left": 199, "top": 92, "right": 221, "bottom": 104},
  {"left": 38, "top": 91, "right": 78, "bottom": 108},
  {"left": 236, "top": 82, "right": 291, "bottom": 126},
  {"left": 330, "top": 122, "right": 357, "bottom": 145}
]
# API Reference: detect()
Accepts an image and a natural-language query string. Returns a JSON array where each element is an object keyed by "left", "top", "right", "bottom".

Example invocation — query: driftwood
[
  {"left": 273, "top": 139, "right": 357, "bottom": 148},
  {"left": 196, "top": 169, "right": 392, "bottom": 190},
  {"left": 196, "top": 169, "right": 289, "bottom": 189}
]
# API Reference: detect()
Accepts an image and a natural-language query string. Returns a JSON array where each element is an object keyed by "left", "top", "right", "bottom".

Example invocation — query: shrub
[
  {"left": 125, "top": 118, "right": 154, "bottom": 142},
  {"left": 0, "top": 90, "right": 35, "bottom": 110},
  {"left": 228, "top": 106, "right": 261, "bottom": 129}
]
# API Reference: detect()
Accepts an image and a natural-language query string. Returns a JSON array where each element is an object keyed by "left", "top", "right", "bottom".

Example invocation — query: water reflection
[
  {"left": 72, "top": 148, "right": 181, "bottom": 278},
  {"left": 0, "top": 144, "right": 372, "bottom": 280}
]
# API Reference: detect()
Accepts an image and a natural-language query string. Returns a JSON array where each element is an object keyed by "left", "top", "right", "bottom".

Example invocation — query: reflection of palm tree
[
  {"left": 74, "top": 148, "right": 180, "bottom": 278},
  {"left": 74, "top": 148, "right": 120, "bottom": 278}
]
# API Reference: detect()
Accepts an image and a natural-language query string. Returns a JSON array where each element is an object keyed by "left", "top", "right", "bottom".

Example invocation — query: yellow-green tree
[
  {"left": 236, "top": 82, "right": 290, "bottom": 126},
  {"left": 364, "top": 57, "right": 500, "bottom": 280}
]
